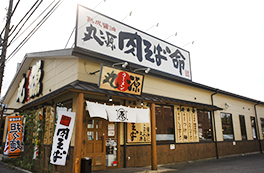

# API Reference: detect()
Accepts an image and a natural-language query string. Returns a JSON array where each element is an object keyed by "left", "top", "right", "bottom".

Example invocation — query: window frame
[
  {"left": 155, "top": 105, "right": 175, "bottom": 142},
  {"left": 260, "top": 118, "right": 264, "bottom": 139},
  {"left": 197, "top": 110, "right": 213, "bottom": 141},
  {"left": 239, "top": 115, "right": 247, "bottom": 140},
  {"left": 250, "top": 116, "right": 257, "bottom": 140},
  {"left": 221, "top": 112, "right": 234, "bottom": 141}
]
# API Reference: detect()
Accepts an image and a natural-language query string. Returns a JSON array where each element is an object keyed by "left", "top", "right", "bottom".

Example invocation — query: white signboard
[
  {"left": 76, "top": 5, "right": 192, "bottom": 80},
  {"left": 50, "top": 111, "right": 76, "bottom": 166}
]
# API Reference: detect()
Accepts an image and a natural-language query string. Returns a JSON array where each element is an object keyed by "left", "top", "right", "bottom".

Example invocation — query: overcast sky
[{"left": 1, "top": 0, "right": 264, "bottom": 102}]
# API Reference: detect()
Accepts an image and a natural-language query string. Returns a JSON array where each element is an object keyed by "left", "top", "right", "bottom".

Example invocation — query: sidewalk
[{"left": 92, "top": 152, "right": 264, "bottom": 173}]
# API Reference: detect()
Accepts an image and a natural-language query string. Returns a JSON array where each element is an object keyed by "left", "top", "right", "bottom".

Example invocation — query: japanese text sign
[
  {"left": 127, "top": 123, "right": 151, "bottom": 143},
  {"left": 99, "top": 65, "right": 144, "bottom": 95},
  {"left": 76, "top": 5, "right": 191, "bottom": 80},
  {"left": 8, "top": 116, "right": 23, "bottom": 157},
  {"left": 50, "top": 111, "right": 76, "bottom": 166}
]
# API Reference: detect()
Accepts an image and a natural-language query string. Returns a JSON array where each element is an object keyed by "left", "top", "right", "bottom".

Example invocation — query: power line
[
  {"left": 6, "top": 0, "right": 64, "bottom": 62},
  {"left": 0, "top": 0, "right": 20, "bottom": 39},
  {"left": 7, "top": 0, "right": 43, "bottom": 47},
  {"left": 9, "top": 0, "right": 56, "bottom": 45}
]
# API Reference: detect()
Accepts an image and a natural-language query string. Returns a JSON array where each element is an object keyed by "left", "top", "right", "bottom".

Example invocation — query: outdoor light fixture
[
  {"left": 165, "top": 32, "right": 177, "bottom": 40},
  {"left": 146, "top": 23, "right": 159, "bottom": 31},
  {"left": 112, "top": 62, "right": 128, "bottom": 68},
  {"left": 134, "top": 67, "right": 151, "bottom": 74},
  {"left": 109, "top": 96, "right": 113, "bottom": 102},
  {"left": 122, "top": 11, "right": 132, "bottom": 21},
  {"left": 141, "top": 101, "right": 144, "bottom": 106}
]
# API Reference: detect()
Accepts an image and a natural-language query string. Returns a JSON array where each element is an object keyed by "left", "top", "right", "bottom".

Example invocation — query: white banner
[
  {"left": 86, "top": 101, "right": 149, "bottom": 123},
  {"left": 106, "top": 105, "right": 137, "bottom": 123},
  {"left": 50, "top": 111, "right": 76, "bottom": 166},
  {"left": 86, "top": 101, "right": 107, "bottom": 119},
  {"left": 76, "top": 5, "right": 191, "bottom": 80}
]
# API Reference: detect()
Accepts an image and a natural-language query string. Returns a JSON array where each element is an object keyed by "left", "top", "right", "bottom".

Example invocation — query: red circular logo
[{"left": 115, "top": 71, "right": 130, "bottom": 91}]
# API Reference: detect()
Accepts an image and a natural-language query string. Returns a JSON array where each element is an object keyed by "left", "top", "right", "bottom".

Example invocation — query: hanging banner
[
  {"left": 99, "top": 66, "right": 144, "bottom": 95},
  {"left": 33, "top": 109, "right": 43, "bottom": 160},
  {"left": 86, "top": 101, "right": 150, "bottom": 123},
  {"left": 44, "top": 106, "right": 55, "bottom": 145},
  {"left": 7, "top": 116, "right": 23, "bottom": 158},
  {"left": 50, "top": 111, "right": 76, "bottom": 166}
]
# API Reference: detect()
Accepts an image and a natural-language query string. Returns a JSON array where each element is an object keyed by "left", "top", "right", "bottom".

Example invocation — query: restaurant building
[{"left": 1, "top": 4, "right": 264, "bottom": 173}]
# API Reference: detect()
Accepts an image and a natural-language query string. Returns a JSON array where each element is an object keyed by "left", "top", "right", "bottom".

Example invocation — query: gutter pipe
[
  {"left": 211, "top": 90, "right": 219, "bottom": 159},
  {"left": 254, "top": 102, "right": 263, "bottom": 154}
]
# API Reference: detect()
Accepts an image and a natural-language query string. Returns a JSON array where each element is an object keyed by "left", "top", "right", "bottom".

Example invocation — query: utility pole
[
  {"left": 0, "top": 0, "right": 13, "bottom": 150},
  {"left": 0, "top": 0, "right": 14, "bottom": 96}
]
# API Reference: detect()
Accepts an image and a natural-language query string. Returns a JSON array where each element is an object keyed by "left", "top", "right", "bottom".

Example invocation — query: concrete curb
[{"left": 0, "top": 161, "right": 33, "bottom": 173}]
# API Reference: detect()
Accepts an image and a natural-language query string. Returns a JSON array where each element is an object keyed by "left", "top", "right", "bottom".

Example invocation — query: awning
[
  {"left": 86, "top": 101, "right": 150, "bottom": 123},
  {"left": 16, "top": 80, "right": 223, "bottom": 111}
]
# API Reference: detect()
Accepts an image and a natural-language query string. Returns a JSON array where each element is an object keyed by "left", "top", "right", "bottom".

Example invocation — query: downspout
[
  {"left": 211, "top": 90, "right": 219, "bottom": 159},
  {"left": 254, "top": 102, "right": 262, "bottom": 154}
]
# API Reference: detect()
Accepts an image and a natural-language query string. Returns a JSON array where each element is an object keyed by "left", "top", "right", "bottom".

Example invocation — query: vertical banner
[
  {"left": 33, "top": 108, "right": 43, "bottom": 159},
  {"left": 7, "top": 116, "right": 23, "bottom": 158},
  {"left": 44, "top": 106, "right": 55, "bottom": 145},
  {"left": 50, "top": 111, "right": 75, "bottom": 166},
  {"left": 175, "top": 107, "right": 182, "bottom": 143}
]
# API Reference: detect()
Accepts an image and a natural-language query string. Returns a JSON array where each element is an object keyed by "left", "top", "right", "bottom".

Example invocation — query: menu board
[
  {"left": 127, "top": 123, "right": 151, "bottom": 143},
  {"left": 175, "top": 106, "right": 198, "bottom": 143}
]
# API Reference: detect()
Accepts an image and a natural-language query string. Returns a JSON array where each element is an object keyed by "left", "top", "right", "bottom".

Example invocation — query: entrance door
[{"left": 86, "top": 118, "right": 106, "bottom": 171}]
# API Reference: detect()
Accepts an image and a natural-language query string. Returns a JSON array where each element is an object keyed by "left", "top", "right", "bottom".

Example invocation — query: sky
[{"left": 1, "top": 0, "right": 264, "bottom": 102}]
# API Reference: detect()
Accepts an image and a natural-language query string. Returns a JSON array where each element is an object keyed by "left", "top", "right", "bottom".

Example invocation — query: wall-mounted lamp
[
  {"left": 141, "top": 101, "right": 144, "bottom": 106},
  {"left": 122, "top": 11, "right": 132, "bottom": 22},
  {"left": 225, "top": 102, "right": 232, "bottom": 110},
  {"left": 109, "top": 96, "right": 113, "bottom": 102},
  {"left": 165, "top": 32, "right": 177, "bottom": 40},
  {"left": 134, "top": 67, "right": 151, "bottom": 74},
  {"left": 112, "top": 62, "right": 128, "bottom": 68},
  {"left": 146, "top": 23, "right": 159, "bottom": 32}
]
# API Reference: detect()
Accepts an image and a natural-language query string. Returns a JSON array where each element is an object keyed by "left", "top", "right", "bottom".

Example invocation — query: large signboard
[
  {"left": 76, "top": 5, "right": 192, "bottom": 80},
  {"left": 98, "top": 65, "right": 144, "bottom": 95},
  {"left": 16, "top": 60, "right": 44, "bottom": 104}
]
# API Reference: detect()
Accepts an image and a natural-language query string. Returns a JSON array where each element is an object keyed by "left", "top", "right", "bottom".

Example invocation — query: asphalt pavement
[
  {"left": 93, "top": 152, "right": 264, "bottom": 173},
  {"left": 1, "top": 152, "right": 264, "bottom": 173}
]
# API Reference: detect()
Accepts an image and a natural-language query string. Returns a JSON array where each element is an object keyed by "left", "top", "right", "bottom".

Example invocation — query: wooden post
[
  {"left": 73, "top": 93, "right": 84, "bottom": 173},
  {"left": 150, "top": 103, "right": 157, "bottom": 170}
]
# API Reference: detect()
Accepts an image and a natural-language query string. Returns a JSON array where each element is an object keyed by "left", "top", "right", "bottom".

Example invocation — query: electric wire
[
  {"left": 64, "top": 26, "right": 75, "bottom": 48},
  {"left": 9, "top": 0, "right": 56, "bottom": 46},
  {"left": 6, "top": 0, "right": 64, "bottom": 63},
  {"left": 8, "top": 0, "right": 43, "bottom": 47},
  {"left": 0, "top": 0, "right": 21, "bottom": 46}
]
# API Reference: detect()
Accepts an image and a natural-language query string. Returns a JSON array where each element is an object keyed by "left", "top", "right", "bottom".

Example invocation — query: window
[
  {"left": 239, "top": 115, "right": 247, "bottom": 140},
  {"left": 251, "top": 117, "right": 257, "bottom": 140},
  {"left": 261, "top": 118, "right": 264, "bottom": 139},
  {"left": 221, "top": 113, "right": 234, "bottom": 140},
  {"left": 155, "top": 105, "right": 174, "bottom": 141},
  {"left": 197, "top": 110, "right": 212, "bottom": 141}
]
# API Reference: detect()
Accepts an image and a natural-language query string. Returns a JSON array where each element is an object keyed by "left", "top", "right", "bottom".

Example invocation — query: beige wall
[
  {"left": 5, "top": 56, "right": 264, "bottom": 145},
  {"left": 213, "top": 93, "right": 264, "bottom": 141},
  {"left": 7, "top": 58, "right": 79, "bottom": 109},
  {"left": 77, "top": 58, "right": 264, "bottom": 143}
]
